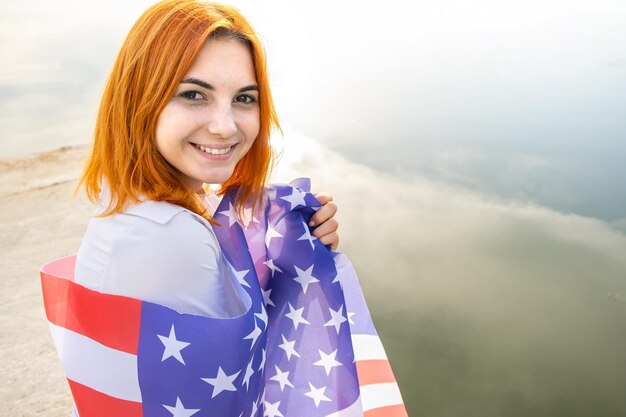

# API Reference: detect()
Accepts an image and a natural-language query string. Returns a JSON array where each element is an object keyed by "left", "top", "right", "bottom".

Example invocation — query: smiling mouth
[{"left": 191, "top": 143, "right": 235, "bottom": 155}]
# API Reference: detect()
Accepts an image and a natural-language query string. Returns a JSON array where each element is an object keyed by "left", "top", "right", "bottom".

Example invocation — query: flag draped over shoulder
[{"left": 41, "top": 179, "right": 407, "bottom": 417}]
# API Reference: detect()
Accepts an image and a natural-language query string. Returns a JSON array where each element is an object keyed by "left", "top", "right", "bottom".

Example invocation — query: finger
[
  {"left": 311, "top": 218, "right": 338, "bottom": 240},
  {"left": 309, "top": 201, "right": 337, "bottom": 227},
  {"left": 313, "top": 192, "right": 333, "bottom": 205},
  {"left": 318, "top": 232, "right": 339, "bottom": 251}
]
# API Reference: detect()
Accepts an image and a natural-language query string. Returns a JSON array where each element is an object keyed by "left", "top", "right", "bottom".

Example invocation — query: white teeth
[{"left": 195, "top": 144, "right": 233, "bottom": 155}]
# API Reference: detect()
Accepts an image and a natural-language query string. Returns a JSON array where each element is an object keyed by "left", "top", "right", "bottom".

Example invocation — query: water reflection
[{"left": 276, "top": 133, "right": 626, "bottom": 416}]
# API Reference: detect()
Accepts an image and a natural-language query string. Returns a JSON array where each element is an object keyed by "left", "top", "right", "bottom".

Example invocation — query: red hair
[{"left": 78, "top": 0, "right": 280, "bottom": 222}]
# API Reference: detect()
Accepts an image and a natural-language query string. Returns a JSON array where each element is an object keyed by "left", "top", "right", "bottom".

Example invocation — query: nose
[{"left": 206, "top": 104, "right": 237, "bottom": 138}]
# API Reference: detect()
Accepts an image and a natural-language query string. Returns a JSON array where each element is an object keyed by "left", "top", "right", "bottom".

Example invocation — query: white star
[
  {"left": 264, "top": 259, "right": 283, "bottom": 276},
  {"left": 278, "top": 334, "right": 300, "bottom": 360},
  {"left": 257, "top": 387, "right": 266, "bottom": 411},
  {"left": 201, "top": 366, "right": 240, "bottom": 398},
  {"left": 280, "top": 188, "right": 307, "bottom": 210},
  {"left": 258, "top": 348, "right": 266, "bottom": 371},
  {"left": 269, "top": 365, "right": 294, "bottom": 391},
  {"left": 314, "top": 349, "right": 343, "bottom": 375},
  {"left": 242, "top": 359, "right": 255, "bottom": 391},
  {"left": 249, "top": 398, "right": 258, "bottom": 417},
  {"left": 265, "top": 224, "right": 283, "bottom": 247},
  {"left": 304, "top": 382, "right": 331, "bottom": 407},
  {"left": 255, "top": 306, "right": 268, "bottom": 328},
  {"left": 243, "top": 322, "right": 261, "bottom": 349},
  {"left": 263, "top": 400, "right": 284, "bottom": 417},
  {"left": 241, "top": 206, "right": 259, "bottom": 228},
  {"left": 293, "top": 265, "right": 320, "bottom": 294},
  {"left": 347, "top": 311, "right": 356, "bottom": 325},
  {"left": 162, "top": 397, "right": 200, "bottom": 417},
  {"left": 157, "top": 325, "right": 190, "bottom": 365},
  {"left": 262, "top": 288, "right": 275, "bottom": 307},
  {"left": 297, "top": 222, "right": 316, "bottom": 250},
  {"left": 285, "top": 302, "right": 310, "bottom": 330},
  {"left": 230, "top": 266, "right": 251, "bottom": 288},
  {"left": 324, "top": 304, "right": 347, "bottom": 334},
  {"left": 217, "top": 202, "right": 238, "bottom": 227}
]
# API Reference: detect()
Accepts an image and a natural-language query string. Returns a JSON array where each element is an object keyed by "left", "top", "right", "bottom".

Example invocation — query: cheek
[
  {"left": 154, "top": 107, "right": 176, "bottom": 147},
  {"left": 155, "top": 105, "right": 196, "bottom": 147},
  {"left": 242, "top": 111, "right": 261, "bottom": 142}
]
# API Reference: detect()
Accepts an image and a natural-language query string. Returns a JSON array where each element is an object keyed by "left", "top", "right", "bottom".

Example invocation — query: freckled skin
[{"left": 155, "top": 38, "right": 260, "bottom": 191}]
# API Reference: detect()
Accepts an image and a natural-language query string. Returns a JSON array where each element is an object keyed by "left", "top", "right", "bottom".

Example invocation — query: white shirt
[{"left": 74, "top": 196, "right": 249, "bottom": 318}]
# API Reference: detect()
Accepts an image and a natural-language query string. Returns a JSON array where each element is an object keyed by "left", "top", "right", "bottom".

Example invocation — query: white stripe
[
  {"left": 351, "top": 334, "right": 388, "bottom": 361},
  {"left": 325, "top": 397, "right": 363, "bottom": 417},
  {"left": 48, "top": 322, "right": 142, "bottom": 402},
  {"left": 360, "top": 382, "right": 404, "bottom": 411}
]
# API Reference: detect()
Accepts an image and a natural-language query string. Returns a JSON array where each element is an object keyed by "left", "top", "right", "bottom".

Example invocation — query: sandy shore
[{"left": 0, "top": 146, "right": 91, "bottom": 417}]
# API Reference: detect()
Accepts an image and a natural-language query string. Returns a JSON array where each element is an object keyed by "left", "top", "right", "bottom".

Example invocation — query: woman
[
  {"left": 41, "top": 1, "right": 407, "bottom": 416},
  {"left": 74, "top": 1, "right": 338, "bottom": 317}
]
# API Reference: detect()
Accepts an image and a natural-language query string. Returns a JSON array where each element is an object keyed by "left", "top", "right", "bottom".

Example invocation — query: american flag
[{"left": 41, "top": 179, "right": 407, "bottom": 417}]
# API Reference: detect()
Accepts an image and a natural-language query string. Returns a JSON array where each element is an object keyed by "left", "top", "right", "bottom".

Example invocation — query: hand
[{"left": 310, "top": 192, "right": 339, "bottom": 251}]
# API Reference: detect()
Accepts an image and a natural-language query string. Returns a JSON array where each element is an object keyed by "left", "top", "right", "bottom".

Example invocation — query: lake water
[{"left": 2, "top": 1, "right": 626, "bottom": 415}]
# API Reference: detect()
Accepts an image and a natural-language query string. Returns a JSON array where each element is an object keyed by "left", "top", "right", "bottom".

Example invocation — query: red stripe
[
  {"left": 364, "top": 404, "right": 409, "bottom": 417},
  {"left": 41, "top": 256, "right": 142, "bottom": 355},
  {"left": 68, "top": 379, "right": 143, "bottom": 417},
  {"left": 356, "top": 359, "right": 397, "bottom": 386}
]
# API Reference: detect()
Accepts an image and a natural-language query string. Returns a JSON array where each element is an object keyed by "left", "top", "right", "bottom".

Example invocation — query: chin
[{"left": 201, "top": 169, "right": 235, "bottom": 186}]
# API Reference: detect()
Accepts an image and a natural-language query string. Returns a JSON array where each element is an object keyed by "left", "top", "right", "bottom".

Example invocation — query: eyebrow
[{"left": 181, "top": 77, "right": 259, "bottom": 93}]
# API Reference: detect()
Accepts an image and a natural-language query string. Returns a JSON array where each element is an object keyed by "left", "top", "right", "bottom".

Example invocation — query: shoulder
[
  {"left": 76, "top": 200, "right": 226, "bottom": 315},
  {"left": 110, "top": 198, "right": 204, "bottom": 226},
  {"left": 77, "top": 200, "right": 220, "bottom": 286},
  {"left": 119, "top": 200, "right": 218, "bottom": 258},
  {"left": 88, "top": 199, "right": 217, "bottom": 252}
]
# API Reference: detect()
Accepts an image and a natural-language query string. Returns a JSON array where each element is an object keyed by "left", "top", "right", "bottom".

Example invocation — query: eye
[
  {"left": 235, "top": 94, "right": 257, "bottom": 104},
  {"left": 178, "top": 90, "right": 205, "bottom": 101}
]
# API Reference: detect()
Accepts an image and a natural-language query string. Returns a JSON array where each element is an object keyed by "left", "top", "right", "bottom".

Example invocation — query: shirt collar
[{"left": 97, "top": 181, "right": 211, "bottom": 226}]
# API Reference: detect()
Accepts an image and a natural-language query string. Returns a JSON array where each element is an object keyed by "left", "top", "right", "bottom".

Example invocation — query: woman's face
[{"left": 155, "top": 37, "right": 260, "bottom": 191}]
